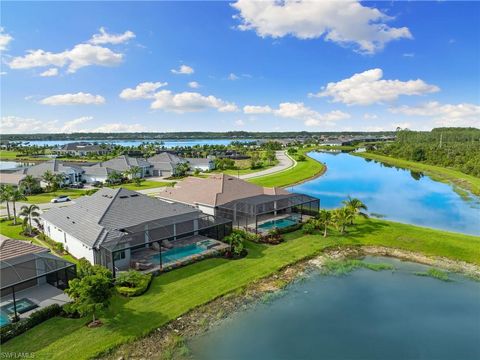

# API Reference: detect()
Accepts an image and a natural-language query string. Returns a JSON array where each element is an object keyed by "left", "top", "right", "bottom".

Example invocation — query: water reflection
[{"left": 290, "top": 152, "right": 480, "bottom": 235}]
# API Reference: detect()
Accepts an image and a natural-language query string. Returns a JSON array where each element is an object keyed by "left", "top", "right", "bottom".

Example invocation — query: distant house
[
  {"left": 41, "top": 188, "right": 231, "bottom": 275},
  {"left": 158, "top": 174, "right": 319, "bottom": 232},
  {"left": 81, "top": 155, "right": 152, "bottom": 183},
  {"left": 0, "top": 173, "right": 26, "bottom": 187},
  {"left": 185, "top": 157, "right": 215, "bottom": 172},
  {"left": 14, "top": 159, "right": 84, "bottom": 186},
  {"left": 0, "top": 238, "right": 75, "bottom": 324},
  {"left": 148, "top": 152, "right": 186, "bottom": 177},
  {"left": 53, "top": 142, "right": 109, "bottom": 157}
]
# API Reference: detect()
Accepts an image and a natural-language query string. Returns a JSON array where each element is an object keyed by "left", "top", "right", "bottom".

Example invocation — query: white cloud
[
  {"left": 188, "top": 81, "right": 200, "bottom": 89},
  {"left": 243, "top": 105, "right": 273, "bottom": 114},
  {"left": 243, "top": 102, "right": 350, "bottom": 127},
  {"left": 171, "top": 64, "right": 194, "bottom": 75},
  {"left": 312, "top": 68, "right": 439, "bottom": 105},
  {"left": 39, "top": 68, "right": 59, "bottom": 77},
  {"left": 0, "top": 27, "right": 13, "bottom": 51},
  {"left": 9, "top": 43, "right": 123, "bottom": 73},
  {"left": 363, "top": 113, "right": 378, "bottom": 120},
  {"left": 89, "top": 123, "right": 145, "bottom": 132},
  {"left": 232, "top": 0, "right": 412, "bottom": 54},
  {"left": 403, "top": 53, "right": 415, "bottom": 58},
  {"left": 390, "top": 101, "right": 480, "bottom": 127},
  {"left": 235, "top": 119, "right": 245, "bottom": 127},
  {"left": 89, "top": 27, "right": 135, "bottom": 45},
  {"left": 151, "top": 90, "right": 238, "bottom": 113},
  {"left": 228, "top": 73, "right": 240, "bottom": 80},
  {"left": 0, "top": 115, "right": 144, "bottom": 134},
  {"left": 119, "top": 81, "right": 168, "bottom": 100},
  {"left": 39, "top": 92, "right": 106, "bottom": 106}
]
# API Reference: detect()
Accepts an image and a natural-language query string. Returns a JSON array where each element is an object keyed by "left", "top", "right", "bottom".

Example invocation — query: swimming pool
[
  {"left": 151, "top": 240, "right": 217, "bottom": 265},
  {"left": 0, "top": 312, "right": 10, "bottom": 327},
  {"left": 258, "top": 217, "right": 298, "bottom": 231},
  {"left": 0, "top": 298, "right": 38, "bottom": 327}
]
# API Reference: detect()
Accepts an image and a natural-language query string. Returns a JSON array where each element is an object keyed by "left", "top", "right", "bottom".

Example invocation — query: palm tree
[
  {"left": 332, "top": 207, "right": 353, "bottom": 234},
  {"left": 19, "top": 204, "right": 40, "bottom": 236},
  {"left": 125, "top": 166, "right": 142, "bottom": 186},
  {"left": 21, "top": 175, "right": 39, "bottom": 195},
  {"left": 10, "top": 188, "right": 27, "bottom": 225},
  {"left": 317, "top": 209, "right": 332, "bottom": 237},
  {"left": 342, "top": 196, "right": 368, "bottom": 224},
  {"left": 42, "top": 170, "right": 55, "bottom": 192},
  {"left": 0, "top": 185, "right": 13, "bottom": 220}
]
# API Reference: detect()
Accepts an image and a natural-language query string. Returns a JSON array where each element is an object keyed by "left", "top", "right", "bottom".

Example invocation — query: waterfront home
[
  {"left": 14, "top": 159, "right": 84, "bottom": 187},
  {"left": 0, "top": 238, "right": 75, "bottom": 326},
  {"left": 94, "top": 155, "right": 152, "bottom": 178},
  {"left": 158, "top": 174, "right": 319, "bottom": 233},
  {"left": 53, "top": 142, "right": 110, "bottom": 157},
  {"left": 185, "top": 157, "right": 215, "bottom": 172},
  {"left": 41, "top": 188, "right": 231, "bottom": 275}
]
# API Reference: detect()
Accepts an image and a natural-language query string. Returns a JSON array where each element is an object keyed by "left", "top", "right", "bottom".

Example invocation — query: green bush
[
  {"left": 302, "top": 222, "right": 316, "bottom": 234},
  {"left": 116, "top": 270, "right": 152, "bottom": 297},
  {"left": 0, "top": 304, "right": 62, "bottom": 344}
]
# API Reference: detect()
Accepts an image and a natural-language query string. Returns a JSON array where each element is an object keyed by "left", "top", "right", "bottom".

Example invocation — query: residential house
[
  {"left": 147, "top": 152, "right": 186, "bottom": 177},
  {"left": 53, "top": 142, "right": 110, "bottom": 157},
  {"left": 0, "top": 238, "right": 75, "bottom": 325},
  {"left": 157, "top": 174, "right": 319, "bottom": 232},
  {"left": 41, "top": 188, "right": 231, "bottom": 275},
  {"left": 81, "top": 155, "right": 152, "bottom": 183},
  {"left": 185, "top": 157, "right": 215, "bottom": 172},
  {"left": 14, "top": 159, "right": 84, "bottom": 187}
]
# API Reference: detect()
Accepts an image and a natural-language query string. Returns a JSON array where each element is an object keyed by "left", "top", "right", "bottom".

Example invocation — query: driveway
[{"left": 240, "top": 150, "right": 295, "bottom": 180}]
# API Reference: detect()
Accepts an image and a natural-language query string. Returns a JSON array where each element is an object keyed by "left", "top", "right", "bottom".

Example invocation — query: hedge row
[
  {"left": 116, "top": 273, "right": 152, "bottom": 297},
  {"left": 0, "top": 304, "right": 62, "bottom": 344}
]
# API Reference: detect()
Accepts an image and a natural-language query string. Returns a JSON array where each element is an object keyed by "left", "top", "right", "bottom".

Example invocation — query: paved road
[{"left": 239, "top": 150, "right": 295, "bottom": 180}]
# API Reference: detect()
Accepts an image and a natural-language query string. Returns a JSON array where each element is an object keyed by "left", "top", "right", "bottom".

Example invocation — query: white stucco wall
[
  {"left": 43, "top": 220, "right": 95, "bottom": 263},
  {"left": 83, "top": 174, "right": 107, "bottom": 183},
  {"left": 197, "top": 204, "right": 215, "bottom": 216}
]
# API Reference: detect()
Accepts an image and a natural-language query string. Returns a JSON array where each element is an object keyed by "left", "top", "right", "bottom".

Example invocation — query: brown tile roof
[
  {"left": 0, "top": 238, "right": 49, "bottom": 261},
  {"left": 158, "top": 174, "right": 290, "bottom": 207}
]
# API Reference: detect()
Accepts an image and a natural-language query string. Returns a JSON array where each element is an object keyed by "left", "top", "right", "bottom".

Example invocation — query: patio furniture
[{"left": 163, "top": 239, "right": 174, "bottom": 249}]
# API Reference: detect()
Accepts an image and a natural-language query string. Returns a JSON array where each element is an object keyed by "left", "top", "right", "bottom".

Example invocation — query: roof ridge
[{"left": 96, "top": 187, "right": 122, "bottom": 225}]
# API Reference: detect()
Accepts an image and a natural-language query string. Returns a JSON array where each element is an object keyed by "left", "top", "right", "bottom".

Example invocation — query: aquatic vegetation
[
  {"left": 415, "top": 268, "right": 451, "bottom": 282},
  {"left": 321, "top": 259, "right": 394, "bottom": 276}
]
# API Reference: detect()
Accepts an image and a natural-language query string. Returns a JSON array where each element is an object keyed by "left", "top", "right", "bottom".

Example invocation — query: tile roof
[
  {"left": 41, "top": 187, "right": 200, "bottom": 248},
  {"left": 97, "top": 155, "right": 151, "bottom": 172},
  {"left": 158, "top": 174, "right": 290, "bottom": 207},
  {"left": 0, "top": 238, "right": 49, "bottom": 261}
]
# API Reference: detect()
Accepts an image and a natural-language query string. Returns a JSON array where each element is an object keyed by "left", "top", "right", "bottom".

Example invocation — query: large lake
[
  {"left": 189, "top": 257, "right": 480, "bottom": 360},
  {"left": 15, "top": 139, "right": 252, "bottom": 147},
  {"left": 291, "top": 152, "right": 480, "bottom": 236}
]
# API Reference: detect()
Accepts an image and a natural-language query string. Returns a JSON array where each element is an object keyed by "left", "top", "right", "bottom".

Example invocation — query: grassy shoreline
[
  {"left": 3, "top": 218, "right": 479, "bottom": 359},
  {"left": 354, "top": 152, "right": 480, "bottom": 197},
  {"left": 249, "top": 148, "right": 325, "bottom": 188}
]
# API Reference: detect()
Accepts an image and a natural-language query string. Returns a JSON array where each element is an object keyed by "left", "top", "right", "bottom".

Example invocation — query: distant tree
[
  {"left": 20, "top": 175, "right": 40, "bottom": 195},
  {"left": 106, "top": 171, "right": 123, "bottom": 185},
  {"left": 174, "top": 162, "right": 190, "bottom": 177}
]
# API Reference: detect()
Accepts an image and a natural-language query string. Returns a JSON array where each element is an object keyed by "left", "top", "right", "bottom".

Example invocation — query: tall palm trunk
[
  {"left": 12, "top": 200, "right": 17, "bottom": 225},
  {"left": 28, "top": 215, "right": 33, "bottom": 235},
  {"left": 323, "top": 224, "right": 328, "bottom": 238},
  {"left": 5, "top": 201, "right": 11, "bottom": 220}
]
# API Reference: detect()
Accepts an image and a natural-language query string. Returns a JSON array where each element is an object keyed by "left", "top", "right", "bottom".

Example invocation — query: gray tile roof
[
  {"left": 147, "top": 152, "right": 185, "bottom": 171},
  {"left": 99, "top": 155, "right": 151, "bottom": 172},
  {"left": 41, "top": 187, "right": 200, "bottom": 248},
  {"left": 17, "top": 159, "right": 84, "bottom": 177},
  {"left": 59, "top": 142, "right": 106, "bottom": 152}
]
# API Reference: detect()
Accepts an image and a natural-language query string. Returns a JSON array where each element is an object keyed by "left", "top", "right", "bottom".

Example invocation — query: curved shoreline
[{"left": 102, "top": 246, "right": 480, "bottom": 359}]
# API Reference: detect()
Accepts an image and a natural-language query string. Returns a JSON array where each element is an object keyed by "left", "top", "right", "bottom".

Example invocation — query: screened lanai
[
  {"left": 216, "top": 193, "right": 320, "bottom": 233},
  {"left": 0, "top": 252, "right": 76, "bottom": 324},
  {"left": 97, "top": 213, "right": 232, "bottom": 277}
]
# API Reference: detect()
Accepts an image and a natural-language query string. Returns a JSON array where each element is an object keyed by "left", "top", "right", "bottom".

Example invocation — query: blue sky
[{"left": 1, "top": 1, "right": 479, "bottom": 133}]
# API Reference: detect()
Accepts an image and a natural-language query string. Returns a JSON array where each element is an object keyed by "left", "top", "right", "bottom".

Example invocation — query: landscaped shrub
[
  {"left": 302, "top": 222, "right": 316, "bottom": 234},
  {"left": 116, "top": 270, "right": 152, "bottom": 297},
  {"left": 0, "top": 304, "right": 62, "bottom": 344}
]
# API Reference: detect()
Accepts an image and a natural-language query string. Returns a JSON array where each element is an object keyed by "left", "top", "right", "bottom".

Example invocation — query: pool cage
[
  {"left": 216, "top": 193, "right": 320, "bottom": 233},
  {"left": 97, "top": 213, "right": 232, "bottom": 277},
  {"left": 0, "top": 253, "right": 76, "bottom": 321}
]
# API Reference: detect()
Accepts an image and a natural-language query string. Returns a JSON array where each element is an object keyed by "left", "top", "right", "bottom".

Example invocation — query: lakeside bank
[
  {"left": 3, "top": 218, "right": 479, "bottom": 359},
  {"left": 353, "top": 152, "right": 480, "bottom": 197}
]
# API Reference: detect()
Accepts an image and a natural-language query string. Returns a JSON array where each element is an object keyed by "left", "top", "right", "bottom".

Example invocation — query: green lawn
[
  {"left": 109, "top": 180, "right": 172, "bottom": 191},
  {"left": 249, "top": 148, "right": 325, "bottom": 188},
  {"left": 24, "top": 189, "right": 88, "bottom": 204},
  {"left": 0, "top": 150, "right": 50, "bottom": 162},
  {"left": 354, "top": 152, "right": 480, "bottom": 196},
  {"left": 0, "top": 218, "right": 36, "bottom": 241},
  {"left": 4, "top": 218, "right": 479, "bottom": 359}
]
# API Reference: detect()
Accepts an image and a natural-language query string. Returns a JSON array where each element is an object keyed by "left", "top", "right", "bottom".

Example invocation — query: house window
[{"left": 113, "top": 251, "right": 126, "bottom": 261}]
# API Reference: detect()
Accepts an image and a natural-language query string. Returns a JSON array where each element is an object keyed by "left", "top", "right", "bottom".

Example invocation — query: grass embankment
[
  {"left": 354, "top": 152, "right": 480, "bottom": 197},
  {"left": 3, "top": 218, "right": 479, "bottom": 359},
  {"left": 249, "top": 148, "right": 325, "bottom": 188}
]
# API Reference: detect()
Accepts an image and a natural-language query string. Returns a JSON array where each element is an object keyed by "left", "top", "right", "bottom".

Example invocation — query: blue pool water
[
  {"left": 290, "top": 152, "right": 480, "bottom": 235},
  {"left": 258, "top": 217, "right": 297, "bottom": 230},
  {"left": 151, "top": 243, "right": 207, "bottom": 264},
  {"left": 0, "top": 312, "right": 10, "bottom": 327}
]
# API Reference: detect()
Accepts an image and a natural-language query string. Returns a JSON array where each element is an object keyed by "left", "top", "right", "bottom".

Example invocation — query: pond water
[
  {"left": 0, "top": 160, "right": 32, "bottom": 170},
  {"left": 189, "top": 257, "right": 480, "bottom": 360},
  {"left": 16, "top": 139, "right": 253, "bottom": 148},
  {"left": 290, "top": 152, "right": 480, "bottom": 236}
]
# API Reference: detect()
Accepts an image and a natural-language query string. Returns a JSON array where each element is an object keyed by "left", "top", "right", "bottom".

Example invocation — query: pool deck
[
  {"left": 129, "top": 235, "right": 229, "bottom": 274},
  {"left": 248, "top": 213, "right": 309, "bottom": 234},
  {"left": 0, "top": 284, "right": 71, "bottom": 321}
]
